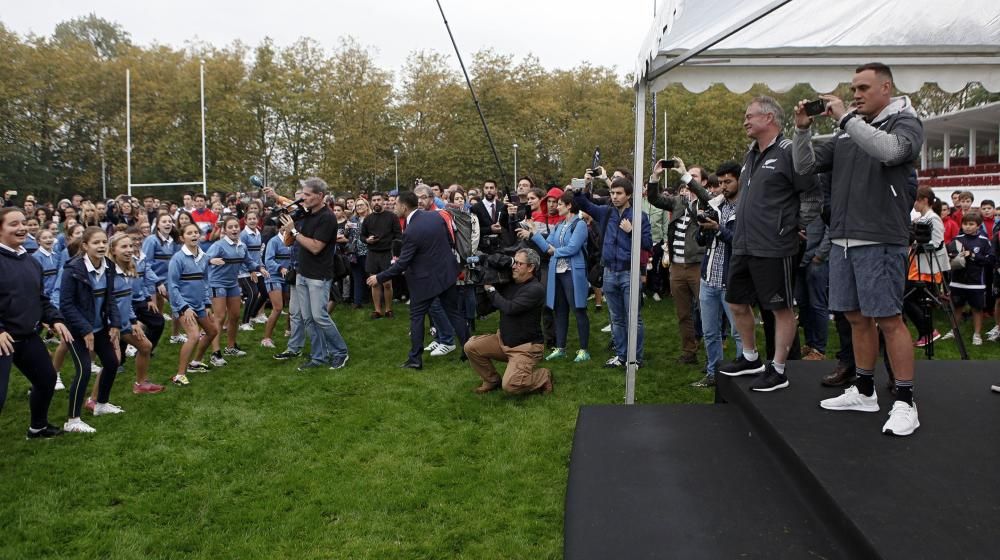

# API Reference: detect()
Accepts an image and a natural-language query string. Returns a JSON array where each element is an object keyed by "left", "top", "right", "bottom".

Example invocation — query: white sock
[
  {"left": 772, "top": 361, "right": 785, "bottom": 374},
  {"left": 743, "top": 349, "right": 759, "bottom": 361}
]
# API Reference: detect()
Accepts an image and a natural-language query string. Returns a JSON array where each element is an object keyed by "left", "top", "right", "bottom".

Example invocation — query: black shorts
[
  {"left": 365, "top": 250, "right": 393, "bottom": 275},
  {"left": 725, "top": 254, "right": 796, "bottom": 310},
  {"left": 950, "top": 286, "right": 986, "bottom": 311}
]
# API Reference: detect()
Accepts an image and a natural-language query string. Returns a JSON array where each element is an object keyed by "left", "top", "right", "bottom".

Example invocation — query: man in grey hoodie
[{"left": 792, "top": 62, "right": 924, "bottom": 437}]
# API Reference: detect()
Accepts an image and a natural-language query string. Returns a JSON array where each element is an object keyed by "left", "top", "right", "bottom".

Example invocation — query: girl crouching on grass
[
  {"left": 167, "top": 223, "right": 218, "bottom": 386},
  {"left": 107, "top": 232, "right": 163, "bottom": 395},
  {"left": 260, "top": 226, "right": 292, "bottom": 348},
  {"left": 59, "top": 227, "right": 123, "bottom": 433},
  {"left": 206, "top": 216, "right": 268, "bottom": 364}
]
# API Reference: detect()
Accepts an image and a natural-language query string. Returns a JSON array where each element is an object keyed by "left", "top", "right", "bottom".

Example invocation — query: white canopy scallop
[{"left": 636, "top": 0, "right": 1000, "bottom": 94}]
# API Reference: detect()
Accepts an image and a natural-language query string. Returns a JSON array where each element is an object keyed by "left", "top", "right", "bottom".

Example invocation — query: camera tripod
[{"left": 904, "top": 243, "right": 969, "bottom": 360}]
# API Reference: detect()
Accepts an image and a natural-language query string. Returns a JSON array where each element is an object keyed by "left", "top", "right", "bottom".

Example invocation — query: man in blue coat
[{"left": 368, "top": 188, "right": 469, "bottom": 369}]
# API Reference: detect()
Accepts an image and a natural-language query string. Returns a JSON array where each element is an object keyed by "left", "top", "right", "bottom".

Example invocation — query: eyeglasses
[{"left": 512, "top": 260, "right": 530, "bottom": 267}]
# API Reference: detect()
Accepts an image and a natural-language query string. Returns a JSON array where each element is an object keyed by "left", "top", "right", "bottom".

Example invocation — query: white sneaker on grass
[
  {"left": 169, "top": 334, "right": 188, "bottom": 344},
  {"left": 125, "top": 345, "right": 137, "bottom": 358},
  {"left": 93, "top": 402, "right": 125, "bottom": 416},
  {"left": 63, "top": 418, "right": 96, "bottom": 433},
  {"left": 424, "top": 341, "right": 441, "bottom": 353},
  {"left": 882, "top": 401, "right": 919, "bottom": 436},
  {"left": 820, "top": 386, "right": 879, "bottom": 412},
  {"left": 210, "top": 355, "right": 228, "bottom": 367},
  {"left": 940, "top": 331, "right": 955, "bottom": 340},
  {"left": 252, "top": 314, "right": 268, "bottom": 324},
  {"left": 162, "top": 313, "right": 172, "bottom": 322},
  {"left": 260, "top": 338, "right": 275, "bottom": 348},
  {"left": 601, "top": 324, "right": 612, "bottom": 333},
  {"left": 223, "top": 346, "right": 247, "bottom": 357},
  {"left": 972, "top": 333, "right": 983, "bottom": 346},
  {"left": 430, "top": 343, "right": 456, "bottom": 357},
  {"left": 238, "top": 323, "right": 254, "bottom": 332},
  {"left": 54, "top": 374, "right": 65, "bottom": 391},
  {"left": 90, "top": 363, "right": 102, "bottom": 374}
]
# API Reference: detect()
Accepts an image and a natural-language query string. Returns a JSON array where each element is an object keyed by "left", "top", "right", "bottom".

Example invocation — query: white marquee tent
[{"left": 622, "top": 0, "right": 1000, "bottom": 402}]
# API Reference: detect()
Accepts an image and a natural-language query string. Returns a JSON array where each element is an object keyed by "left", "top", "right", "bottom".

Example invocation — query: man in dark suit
[
  {"left": 470, "top": 179, "right": 511, "bottom": 247},
  {"left": 368, "top": 188, "right": 469, "bottom": 369}
]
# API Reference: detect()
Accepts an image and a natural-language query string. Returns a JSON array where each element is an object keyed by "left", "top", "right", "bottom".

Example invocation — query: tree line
[{"left": 1, "top": 15, "right": 995, "bottom": 202}]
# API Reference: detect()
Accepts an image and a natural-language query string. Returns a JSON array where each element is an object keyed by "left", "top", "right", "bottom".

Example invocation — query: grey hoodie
[{"left": 792, "top": 96, "right": 924, "bottom": 247}]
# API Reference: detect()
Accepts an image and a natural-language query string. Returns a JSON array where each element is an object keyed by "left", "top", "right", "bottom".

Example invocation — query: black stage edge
[{"left": 564, "top": 361, "right": 1000, "bottom": 560}]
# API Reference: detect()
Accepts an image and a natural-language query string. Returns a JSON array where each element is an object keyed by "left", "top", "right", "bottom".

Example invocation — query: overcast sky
[{"left": 3, "top": 0, "right": 656, "bottom": 77}]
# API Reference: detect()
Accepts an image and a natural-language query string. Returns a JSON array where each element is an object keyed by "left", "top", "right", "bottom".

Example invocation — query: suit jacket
[
  {"left": 471, "top": 198, "right": 513, "bottom": 245},
  {"left": 376, "top": 209, "right": 458, "bottom": 303}
]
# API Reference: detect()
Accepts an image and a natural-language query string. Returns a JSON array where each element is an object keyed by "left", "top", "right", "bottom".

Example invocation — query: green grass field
[{"left": 0, "top": 296, "right": 993, "bottom": 559}]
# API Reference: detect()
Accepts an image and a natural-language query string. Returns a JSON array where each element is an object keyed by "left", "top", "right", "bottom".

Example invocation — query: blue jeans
[
  {"left": 699, "top": 279, "right": 742, "bottom": 376},
  {"left": 603, "top": 268, "right": 644, "bottom": 362},
  {"left": 430, "top": 298, "right": 456, "bottom": 345},
  {"left": 287, "top": 284, "right": 305, "bottom": 353},
  {"left": 797, "top": 261, "right": 830, "bottom": 353},
  {"left": 554, "top": 271, "right": 590, "bottom": 350},
  {"left": 296, "top": 275, "right": 349, "bottom": 364}
]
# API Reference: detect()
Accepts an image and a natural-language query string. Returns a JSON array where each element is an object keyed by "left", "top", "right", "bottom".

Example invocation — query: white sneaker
[
  {"left": 424, "top": 341, "right": 441, "bottom": 353},
  {"left": 125, "top": 345, "right": 138, "bottom": 358},
  {"left": 210, "top": 355, "right": 228, "bottom": 367},
  {"left": 93, "top": 402, "right": 125, "bottom": 416},
  {"left": 63, "top": 418, "right": 96, "bottom": 433},
  {"left": 882, "top": 401, "right": 919, "bottom": 436},
  {"left": 54, "top": 374, "right": 65, "bottom": 391},
  {"left": 820, "top": 386, "right": 879, "bottom": 412},
  {"left": 988, "top": 329, "right": 1000, "bottom": 342},
  {"left": 601, "top": 324, "right": 612, "bottom": 333},
  {"left": 972, "top": 334, "right": 983, "bottom": 346},
  {"left": 430, "top": 343, "right": 456, "bottom": 357},
  {"left": 260, "top": 338, "right": 276, "bottom": 348},
  {"left": 238, "top": 323, "right": 254, "bottom": 332},
  {"left": 169, "top": 334, "right": 188, "bottom": 344},
  {"left": 162, "top": 313, "right": 172, "bottom": 321},
  {"left": 652, "top": 293, "right": 662, "bottom": 302},
  {"left": 252, "top": 314, "right": 268, "bottom": 324},
  {"left": 940, "top": 331, "right": 955, "bottom": 340},
  {"left": 223, "top": 346, "right": 247, "bottom": 357},
  {"left": 90, "top": 363, "right": 102, "bottom": 374}
]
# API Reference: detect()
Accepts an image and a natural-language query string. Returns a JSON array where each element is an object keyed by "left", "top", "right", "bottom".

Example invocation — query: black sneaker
[
  {"left": 26, "top": 424, "right": 63, "bottom": 440},
  {"left": 750, "top": 364, "right": 790, "bottom": 392},
  {"left": 273, "top": 349, "right": 302, "bottom": 360},
  {"left": 719, "top": 355, "right": 766, "bottom": 377},
  {"left": 329, "top": 355, "right": 349, "bottom": 370},
  {"left": 690, "top": 375, "right": 716, "bottom": 388}
]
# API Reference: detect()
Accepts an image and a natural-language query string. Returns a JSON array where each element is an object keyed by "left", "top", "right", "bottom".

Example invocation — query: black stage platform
[{"left": 564, "top": 361, "right": 1000, "bottom": 559}]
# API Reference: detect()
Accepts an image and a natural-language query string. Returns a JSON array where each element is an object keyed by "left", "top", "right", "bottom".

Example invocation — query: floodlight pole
[
  {"left": 126, "top": 69, "right": 132, "bottom": 197},
  {"left": 513, "top": 143, "right": 519, "bottom": 183},
  {"left": 393, "top": 147, "right": 400, "bottom": 190},
  {"left": 200, "top": 60, "right": 207, "bottom": 196}
]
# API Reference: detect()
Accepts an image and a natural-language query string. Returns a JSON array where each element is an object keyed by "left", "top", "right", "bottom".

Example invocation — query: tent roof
[{"left": 637, "top": 0, "right": 1000, "bottom": 93}]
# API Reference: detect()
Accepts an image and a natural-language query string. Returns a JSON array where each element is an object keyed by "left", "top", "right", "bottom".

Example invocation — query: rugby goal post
[{"left": 126, "top": 62, "right": 208, "bottom": 197}]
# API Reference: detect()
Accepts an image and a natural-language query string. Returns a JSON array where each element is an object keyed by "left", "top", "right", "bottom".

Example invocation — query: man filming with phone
[{"left": 648, "top": 157, "right": 713, "bottom": 365}]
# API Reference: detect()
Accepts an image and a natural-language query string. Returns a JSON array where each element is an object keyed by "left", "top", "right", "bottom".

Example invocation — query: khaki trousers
[
  {"left": 464, "top": 331, "right": 550, "bottom": 394},
  {"left": 670, "top": 262, "right": 702, "bottom": 357}
]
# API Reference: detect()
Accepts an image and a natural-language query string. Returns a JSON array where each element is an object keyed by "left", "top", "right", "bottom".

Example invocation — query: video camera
[
  {"left": 264, "top": 199, "right": 307, "bottom": 228},
  {"left": 696, "top": 206, "right": 720, "bottom": 225}
]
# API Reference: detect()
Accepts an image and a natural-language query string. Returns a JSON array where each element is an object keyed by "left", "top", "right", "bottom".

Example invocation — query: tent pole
[{"left": 626, "top": 84, "right": 647, "bottom": 405}]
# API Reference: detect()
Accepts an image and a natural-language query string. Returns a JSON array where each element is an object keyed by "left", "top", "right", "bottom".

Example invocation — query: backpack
[{"left": 447, "top": 209, "right": 475, "bottom": 262}]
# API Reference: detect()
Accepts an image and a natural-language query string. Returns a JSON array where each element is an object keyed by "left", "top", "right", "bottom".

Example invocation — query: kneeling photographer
[
  {"left": 464, "top": 248, "right": 553, "bottom": 396},
  {"left": 903, "top": 186, "right": 951, "bottom": 347}
]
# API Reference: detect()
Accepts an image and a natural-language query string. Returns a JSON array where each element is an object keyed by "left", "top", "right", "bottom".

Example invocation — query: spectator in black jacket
[
  {"left": 0, "top": 208, "right": 73, "bottom": 439},
  {"left": 360, "top": 192, "right": 402, "bottom": 318},
  {"left": 465, "top": 248, "right": 553, "bottom": 395}
]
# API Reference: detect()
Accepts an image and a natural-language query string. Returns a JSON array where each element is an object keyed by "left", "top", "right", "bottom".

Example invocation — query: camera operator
[
  {"left": 278, "top": 178, "right": 349, "bottom": 370},
  {"left": 648, "top": 157, "right": 713, "bottom": 365},
  {"left": 465, "top": 248, "right": 553, "bottom": 395},
  {"left": 689, "top": 161, "right": 743, "bottom": 388},
  {"left": 903, "top": 186, "right": 950, "bottom": 346},
  {"left": 793, "top": 62, "right": 924, "bottom": 436}
]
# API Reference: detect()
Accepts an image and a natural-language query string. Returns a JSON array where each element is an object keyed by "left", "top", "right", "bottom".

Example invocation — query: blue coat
[
  {"left": 574, "top": 193, "right": 652, "bottom": 272},
  {"left": 375, "top": 209, "right": 457, "bottom": 304},
  {"left": 531, "top": 215, "right": 590, "bottom": 309},
  {"left": 59, "top": 255, "right": 121, "bottom": 337}
]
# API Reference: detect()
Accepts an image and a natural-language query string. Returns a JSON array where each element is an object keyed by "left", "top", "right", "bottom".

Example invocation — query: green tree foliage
[{"left": 0, "top": 17, "right": 994, "bottom": 201}]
